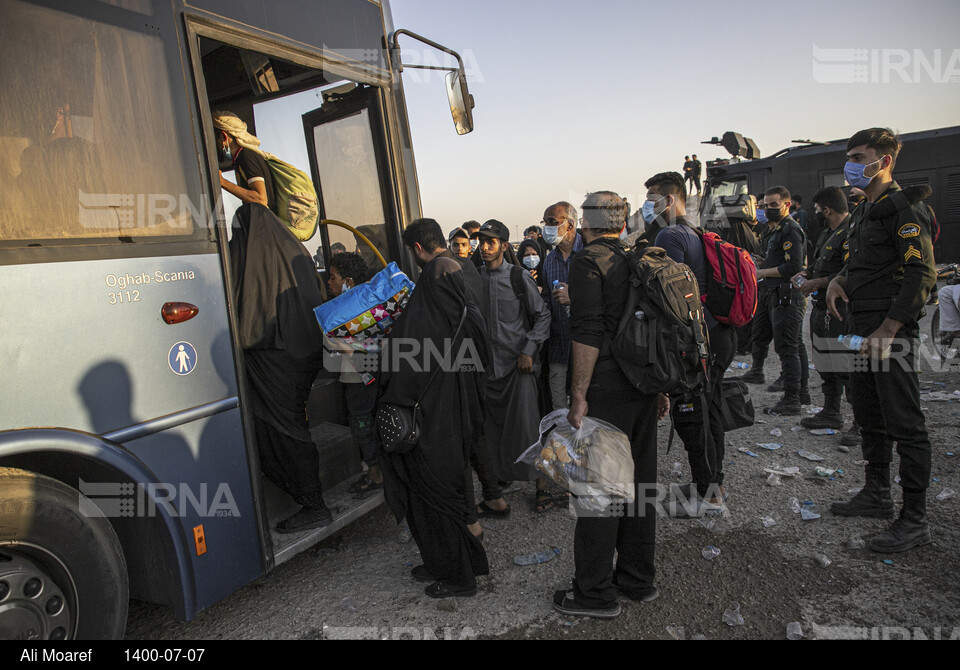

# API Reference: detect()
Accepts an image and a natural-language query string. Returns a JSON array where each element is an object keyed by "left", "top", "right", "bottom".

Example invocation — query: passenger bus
[
  {"left": 700, "top": 126, "right": 960, "bottom": 262},
  {"left": 0, "top": 0, "right": 474, "bottom": 640}
]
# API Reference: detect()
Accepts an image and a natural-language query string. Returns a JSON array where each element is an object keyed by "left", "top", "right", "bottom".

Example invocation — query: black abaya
[{"left": 379, "top": 256, "right": 490, "bottom": 588}]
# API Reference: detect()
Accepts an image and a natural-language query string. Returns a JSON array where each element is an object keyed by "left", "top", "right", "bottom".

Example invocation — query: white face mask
[
  {"left": 470, "top": 239, "right": 479, "bottom": 251},
  {"left": 542, "top": 226, "right": 563, "bottom": 246},
  {"left": 522, "top": 255, "right": 540, "bottom": 270}
]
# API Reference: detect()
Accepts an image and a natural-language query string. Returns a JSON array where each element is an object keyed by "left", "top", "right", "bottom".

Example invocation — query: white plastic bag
[{"left": 516, "top": 409, "right": 634, "bottom": 512}]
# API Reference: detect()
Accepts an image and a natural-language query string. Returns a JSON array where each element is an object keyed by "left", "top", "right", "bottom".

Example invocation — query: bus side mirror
[{"left": 446, "top": 69, "right": 474, "bottom": 135}]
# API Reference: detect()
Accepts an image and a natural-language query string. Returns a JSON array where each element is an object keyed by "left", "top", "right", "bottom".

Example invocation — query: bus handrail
[
  {"left": 321, "top": 219, "right": 388, "bottom": 268},
  {"left": 102, "top": 397, "right": 240, "bottom": 444}
]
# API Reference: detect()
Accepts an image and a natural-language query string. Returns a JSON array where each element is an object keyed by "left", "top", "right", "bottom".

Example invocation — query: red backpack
[{"left": 696, "top": 230, "right": 757, "bottom": 327}]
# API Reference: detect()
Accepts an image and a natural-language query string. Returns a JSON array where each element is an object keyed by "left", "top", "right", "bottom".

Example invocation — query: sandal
[
  {"left": 476, "top": 500, "right": 510, "bottom": 519},
  {"left": 348, "top": 475, "right": 371, "bottom": 494},
  {"left": 350, "top": 475, "right": 383, "bottom": 499},
  {"left": 535, "top": 489, "right": 555, "bottom": 514}
]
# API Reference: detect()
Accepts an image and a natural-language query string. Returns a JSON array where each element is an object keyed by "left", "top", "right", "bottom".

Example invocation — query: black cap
[{"left": 471, "top": 219, "right": 510, "bottom": 242}]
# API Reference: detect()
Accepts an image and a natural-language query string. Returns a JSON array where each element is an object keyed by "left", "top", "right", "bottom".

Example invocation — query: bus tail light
[{"left": 162, "top": 302, "right": 199, "bottom": 325}]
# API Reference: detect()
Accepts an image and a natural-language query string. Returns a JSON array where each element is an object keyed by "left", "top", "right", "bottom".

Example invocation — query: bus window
[{"left": 0, "top": 0, "right": 204, "bottom": 245}]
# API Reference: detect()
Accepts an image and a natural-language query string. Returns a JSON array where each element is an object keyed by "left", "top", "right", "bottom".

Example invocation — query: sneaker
[
  {"left": 553, "top": 590, "right": 621, "bottom": 619},
  {"left": 616, "top": 585, "right": 660, "bottom": 603}
]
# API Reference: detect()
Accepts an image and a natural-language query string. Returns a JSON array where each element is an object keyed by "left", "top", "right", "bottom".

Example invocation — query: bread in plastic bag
[{"left": 516, "top": 409, "right": 634, "bottom": 512}]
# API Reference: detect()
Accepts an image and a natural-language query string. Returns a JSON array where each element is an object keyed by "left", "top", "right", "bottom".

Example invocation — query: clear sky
[{"left": 389, "top": 0, "right": 960, "bottom": 240}]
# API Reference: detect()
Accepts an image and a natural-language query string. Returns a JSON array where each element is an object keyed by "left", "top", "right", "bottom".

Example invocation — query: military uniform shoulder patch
[
  {"left": 898, "top": 223, "right": 920, "bottom": 239},
  {"left": 783, "top": 241, "right": 793, "bottom": 251},
  {"left": 904, "top": 246, "right": 922, "bottom": 262}
]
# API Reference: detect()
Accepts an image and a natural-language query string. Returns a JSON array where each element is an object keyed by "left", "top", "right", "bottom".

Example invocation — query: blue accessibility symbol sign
[{"left": 168, "top": 341, "right": 198, "bottom": 376}]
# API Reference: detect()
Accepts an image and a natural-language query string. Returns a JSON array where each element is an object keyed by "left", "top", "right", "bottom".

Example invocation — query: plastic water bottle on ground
[
  {"left": 767, "top": 473, "right": 782, "bottom": 487},
  {"left": 701, "top": 545, "right": 721, "bottom": 560},
  {"left": 801, "top": 501, "right": 821, "bottom": 521},
  {"left": 847, "top": 536, "right": 866, "bottom": 549},
  {"left": 762, "top": 514, "right": 777, "bottom": 528},
  {"left": 770, "top": 428, "right": 783, "bottom": 437},
  {"left": 670, "top": 462, "right": 684, "bottom": 479},
  {"left": 399, "top": 526, "right": 412, "bottom": 543},
  {"left": 788, "top": 497, "right": 801, "bottom": 514},
  {"left": 787, "top": 622, "right": 804, "bottom": 640},
  {"left": 514, "top": 547, "right": 561, "bottom": 566},
  {"left": 936, "top": 488, "right": 956, "bottom": 501},
  {"left": 722, "top": 602, "right": 744, "bottom": 626},
  {"left": 666, "top": 626, "right": 685, "bottom": 640}
]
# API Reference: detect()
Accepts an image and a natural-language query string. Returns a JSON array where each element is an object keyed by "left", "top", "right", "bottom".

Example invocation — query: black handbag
[
  {"left": 377, "top": 307, "right": 467, "bottom": 454},
  {"left": 720, "top": 379, "right": 755, "bottom": 432}
]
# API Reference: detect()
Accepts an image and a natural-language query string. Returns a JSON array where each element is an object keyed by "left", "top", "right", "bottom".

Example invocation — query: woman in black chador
[
  {"left": 229, "top": 203, "right": 331, "bottom": 533},
  {"left": 379, "top": 255, "right": 490, "bottom": 598}
]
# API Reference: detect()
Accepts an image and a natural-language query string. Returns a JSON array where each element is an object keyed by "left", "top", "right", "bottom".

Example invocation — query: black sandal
[
  {"left": 535, "top": 489, "right": 555, "bottom": 514},
  {"left": 476, "top": 500, "right": 510, "bottom": 519}
]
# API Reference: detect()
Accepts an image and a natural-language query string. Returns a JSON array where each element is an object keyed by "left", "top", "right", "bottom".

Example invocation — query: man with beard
[
  {"left": 471, "top": 220, "right": 553, "bottom": 512},
  {"left": 554, "top": 191, "right": 666, "bottom": 619},
  {"left": 402, "top": 219, "right": 509, "bottom": 533},
  {"left": 378, "top": 225, "right": 490, "bottom": 598}
]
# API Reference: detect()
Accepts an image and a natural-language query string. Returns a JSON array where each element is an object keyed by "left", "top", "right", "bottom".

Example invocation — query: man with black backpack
[
  {"left": 645, "top": 172, "right": 735, "bottom": 515},
  {"left": 555, "top": 191, "right": 668, "bottom": 619},
  {"left": 472, "top": 220, "right": 554, "bottom": 512}
]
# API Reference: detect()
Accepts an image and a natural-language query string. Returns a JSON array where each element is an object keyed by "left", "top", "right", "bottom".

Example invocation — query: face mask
[
  {"left": 522, "top": 255, "right": 540, "bottom": 270},
  {"left": 765, "top": 207, "right": 784, "bottom": 223},
  {"left": 470, "top": 239, "right": 479, "bottom": 251},
  {"left": 844, "top": 158, "right": 883, "bottom": 190},
  {"left": 756, "top": 208, "right": 768, "bottom": 224},
  {"left": 542, "top": 225, "right": 562, "bottom": 246},
  {"left": 619, "top": 223, "right": 630, "bottom": 244},
  {"left": 642, "top": 196, "right": 669, "bottom": 224}
]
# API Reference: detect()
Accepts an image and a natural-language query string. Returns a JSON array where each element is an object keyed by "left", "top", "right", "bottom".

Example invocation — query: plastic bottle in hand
[{"left": 553, "top": 280, "right": 571, "bottom": 317}]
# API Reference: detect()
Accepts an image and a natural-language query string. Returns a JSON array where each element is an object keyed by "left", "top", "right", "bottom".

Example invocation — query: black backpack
[{"left": 609, "top": 246, "right": 709, "bottom": 397}]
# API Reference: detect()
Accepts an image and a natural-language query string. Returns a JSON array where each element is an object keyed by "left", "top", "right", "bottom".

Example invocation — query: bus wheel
[{"left": 0, "top": 467, "right": 128, "bottom": 640}]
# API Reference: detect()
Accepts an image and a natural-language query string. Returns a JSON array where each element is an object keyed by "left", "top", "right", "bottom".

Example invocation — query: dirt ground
[{"left": 126, "top": 313, "right": 960, "bottom": 640}]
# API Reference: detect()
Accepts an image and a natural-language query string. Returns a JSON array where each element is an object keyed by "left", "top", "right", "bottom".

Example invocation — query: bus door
[{"left": 302, "top": 86, "right": 404, "bottom": 276}]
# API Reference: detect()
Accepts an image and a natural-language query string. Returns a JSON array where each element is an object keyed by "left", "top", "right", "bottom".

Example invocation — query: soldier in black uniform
[
  {"left": 827, "top": 128, "right": 937, "bottom": 554},
  {"left": 739, "top": 186, "right": 810, "bottom": 414},
  {"left": 794, "top": 187, "right": 858, "bottom": 442}
]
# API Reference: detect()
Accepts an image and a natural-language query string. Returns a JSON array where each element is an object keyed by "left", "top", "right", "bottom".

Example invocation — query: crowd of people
[{"left": 220, "top": 116, "right": 940, "bottom": 618}]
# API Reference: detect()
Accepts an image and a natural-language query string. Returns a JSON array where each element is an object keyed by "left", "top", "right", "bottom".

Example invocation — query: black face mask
[{"left": 765, "top": 207, "right": 784, "bottom": 223}]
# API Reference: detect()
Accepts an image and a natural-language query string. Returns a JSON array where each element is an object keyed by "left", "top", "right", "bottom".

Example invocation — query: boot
[
  {"left": 830, "top": 465, "right": 894, "bottom": 518},
  {"left": 868, "top": 490, "right": 932, "bottom": 553},
  {"left": 839, "top": 421, "right": 862, "bottom": 447},
  {"left": 800, "top": 395, "right": 844, "bottom": 429},
  {"left": 799, "top": 386, "right": 812, "bottom": 405},
  {"left": 765, "top": 375, "right": 784, "bottom": 393},
  {"left": 740, "top": 362, "right": 765, "bottom": 385},
  {"left": 765, "top": 391, "right": 801, "bottom": 416}
]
